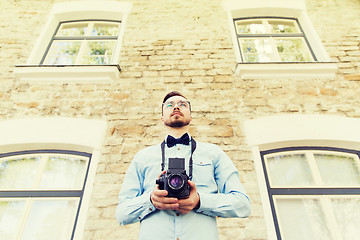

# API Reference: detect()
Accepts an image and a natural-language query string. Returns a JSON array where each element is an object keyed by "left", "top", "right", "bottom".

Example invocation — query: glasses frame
[{"left": 161, "top": 100, "right": 191, "bottom": 115}]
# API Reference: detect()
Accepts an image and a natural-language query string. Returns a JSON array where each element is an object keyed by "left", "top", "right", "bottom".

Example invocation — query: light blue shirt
[{"left": 116, "top": 136, "right": 251, "bottom": 240}]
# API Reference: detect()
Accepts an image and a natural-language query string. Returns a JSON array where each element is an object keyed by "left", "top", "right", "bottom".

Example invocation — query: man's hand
[
  {"left": 150, "top": 171, "right": 179, "bottom": 210},
  {"left": 177, "top": 180, "right": 200, "bottom": 214}
]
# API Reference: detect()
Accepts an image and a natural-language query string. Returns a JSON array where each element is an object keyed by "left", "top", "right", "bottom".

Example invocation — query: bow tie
[{"left": 166, "top": 134, "right": 190, "bottom": 148}]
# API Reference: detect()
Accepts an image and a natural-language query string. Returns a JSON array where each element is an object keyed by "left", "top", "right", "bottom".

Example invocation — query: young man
[{"left": 116, "top": 91, "right": 251, "bottom": 240}]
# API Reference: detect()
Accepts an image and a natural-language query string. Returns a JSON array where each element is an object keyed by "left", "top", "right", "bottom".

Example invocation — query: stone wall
[{"left": 1, "top": 0, "right": 360, "bottom": 239}]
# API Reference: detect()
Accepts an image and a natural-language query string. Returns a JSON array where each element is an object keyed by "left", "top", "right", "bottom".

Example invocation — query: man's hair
[{"left": 162, "top": 91, "right": 187, "bottom": 104}]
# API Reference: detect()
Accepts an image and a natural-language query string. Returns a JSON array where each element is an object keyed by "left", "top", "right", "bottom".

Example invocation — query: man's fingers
[
  {"left": 152, "top": 195, "right": 179, "bottom": 210},
  {"left": 153, "top": 195, "right": 178, "bottom": 204}
]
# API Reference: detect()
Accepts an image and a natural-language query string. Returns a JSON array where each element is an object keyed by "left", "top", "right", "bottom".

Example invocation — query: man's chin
[{"left": 166, "top": 120, "right": 190, "bottom": 128}]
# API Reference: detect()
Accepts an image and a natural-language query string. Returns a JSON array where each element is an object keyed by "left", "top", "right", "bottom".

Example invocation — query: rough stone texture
[{"left": 1, "top": 0, "right": 360, "bottom": 239}]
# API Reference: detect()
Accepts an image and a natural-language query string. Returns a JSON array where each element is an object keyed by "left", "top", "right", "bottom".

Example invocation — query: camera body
[{"left": 156, "top": 157, "right": 190, "bottom": 199}]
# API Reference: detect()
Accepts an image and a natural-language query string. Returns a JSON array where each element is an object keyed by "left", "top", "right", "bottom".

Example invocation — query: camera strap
[{"left": 160, "top": 137, "right": 197, "bottom": 180}]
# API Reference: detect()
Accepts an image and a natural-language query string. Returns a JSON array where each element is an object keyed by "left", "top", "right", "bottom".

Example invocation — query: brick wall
[{"left": 1, "top": 0, "right": 360, "bottom": 239}]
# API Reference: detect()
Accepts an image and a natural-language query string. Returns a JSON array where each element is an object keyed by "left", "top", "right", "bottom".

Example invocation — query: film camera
[{"left": 156, "top": 157, "right": 190, "bottom": 199}]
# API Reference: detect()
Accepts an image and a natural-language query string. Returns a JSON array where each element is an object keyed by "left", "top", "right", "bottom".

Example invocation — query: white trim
[
  {"left": 14, "top": 65, "right": 120, "bottom": 84},
  {"left": 16, "top": 1, "right": 132, "bottom": 83},
  {"left": 234, "top": 62, "right": 337, "bottom": 79},
  {"left": 0, "top": 117, "right": 107, "bottom": 153},
  {"left": 244, "top": 114, "right": 360, "bottom": 151},
  {"left": 222, "top": 0, "right": 337, "bottom": 78}
]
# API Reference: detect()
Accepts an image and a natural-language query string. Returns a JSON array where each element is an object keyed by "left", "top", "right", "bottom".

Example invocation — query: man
[{"left": 116, "top": 91, "right": 250, "bottom": 240}]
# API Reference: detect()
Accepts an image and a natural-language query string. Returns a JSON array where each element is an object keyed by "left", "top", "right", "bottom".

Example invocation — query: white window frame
[
  {"left": 0, "top": 117, "right": 107, "bottom": 240},
  {"left": 41, "top": 20, "right": 122, "bottom": 65},
  {"left": 244, "top": 114, "right": 360, "bottom": 240},
  {"left": 222, "top": 0, "right": 337, "bottom": 79},
  {"left": 14, "top": 1, "right": 132, "bottom": 83}
]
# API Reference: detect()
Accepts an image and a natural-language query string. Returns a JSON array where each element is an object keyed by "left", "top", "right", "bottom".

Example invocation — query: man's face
[{"left": 161, "top": 95, "right": 192, "bottom": 128}]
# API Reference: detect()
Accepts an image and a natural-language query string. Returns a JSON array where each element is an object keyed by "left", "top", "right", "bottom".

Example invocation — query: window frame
[
  {"left": 261, "top": 146, "right": 360, "bottom": 239},
  {"left": 0, "top": 149, "right": 92, "bottom": 240},
  {"left": 244, "top": 114, "right": 360, "bottom": 239},
  {"left": 0, "top": 117, "right": 107, "bottom": 239},
  {"left": 233, "top": 17, "right": 316, "bottom": 63},
  {"left": 14, "top": 1, "right": 132, "bottom": 83},
  {"left": 41, "top": 19, "right": 122, "bottom": 66},
  {"left": 222, "top": 0, "right": 337, "bottom": 79}
]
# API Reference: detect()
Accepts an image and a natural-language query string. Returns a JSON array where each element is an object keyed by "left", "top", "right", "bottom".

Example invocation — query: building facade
[{"left": 0, "top": 0, "right": 360, "bottom": 239}]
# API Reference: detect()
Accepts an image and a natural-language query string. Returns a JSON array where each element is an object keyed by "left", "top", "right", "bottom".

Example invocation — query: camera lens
[{"left": 168, "top": 174, "right": 184, "bottom": 190}]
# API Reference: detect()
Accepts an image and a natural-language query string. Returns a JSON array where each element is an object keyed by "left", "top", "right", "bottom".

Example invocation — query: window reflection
[
  {"left": 21, "top": 199, "right": 78, "bottom": 240},
  {"left": 0, "top": 157, "right": 40, "bottom": 189},
  {"left": 275, "top": 198, "right": 332, "bottom": 240},
  {"left": 266, "top": 154, "right": 313, "bottom": 186},
  {"left": 40, "top": 156, "right": 86, "bottom": 189},
  {"left": 0, "top": 201, "right": 25, "bottom": 239}
]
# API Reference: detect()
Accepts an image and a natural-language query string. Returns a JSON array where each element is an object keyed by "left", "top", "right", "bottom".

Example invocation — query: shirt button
[
  {"left": 149, "top": 208, "right": 152, "bottom": 211},
  {"left": 177, "top": 148, "right": 180, "bottom": 151},
  {"left": 176, "top": 213, "right": 180, "bottom": 216}
]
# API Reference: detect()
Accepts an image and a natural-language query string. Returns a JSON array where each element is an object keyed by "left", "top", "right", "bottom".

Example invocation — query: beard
[{"left": 164, "top": 116, "right": 191, "bottom": 128}]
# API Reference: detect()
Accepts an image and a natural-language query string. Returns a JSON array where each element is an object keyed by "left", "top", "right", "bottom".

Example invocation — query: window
[
  {"left": 0, "top": 117, "right": 107, "bottom": 239},
  {"left": 42, "top": 20, "right": 122, "bottom": 66},
  {"left": 262, "top": 147, "right": 360, "bottom": 240},
  {"left": 244, "top": 114, "right": 360, "bottom": 239},
  {"left": 234, "top": 17, "right": 314, "bottom": 63},
  {"left": 15, "top": 1, "right": 132, "bottom": 83},
  {"left": 222, "top": 0, "right": 337, "bottom": 78},
  {"left": 0, "top": 150, "right": 91, "bottom": 240}
]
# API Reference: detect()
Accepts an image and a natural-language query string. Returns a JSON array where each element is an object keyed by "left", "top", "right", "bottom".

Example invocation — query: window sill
[
  {"left": 235, "top": 62, "right": 337, "bottom": 79},
  {"left": 14, "top": 65, "right": 121, "bottom": 83}
]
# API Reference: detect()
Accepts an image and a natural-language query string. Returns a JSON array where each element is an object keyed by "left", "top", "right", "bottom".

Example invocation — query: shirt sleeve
[
  {"left": 115, "top": 153, "right": 157, "bottom": 225},
  {"left": 195, "top": 147, "right": 251, "bottom": 218}
]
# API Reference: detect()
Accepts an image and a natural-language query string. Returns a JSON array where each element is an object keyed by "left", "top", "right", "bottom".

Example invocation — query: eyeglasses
[{"left": 163, "top": 100, "right": 190, "bottom": 109}]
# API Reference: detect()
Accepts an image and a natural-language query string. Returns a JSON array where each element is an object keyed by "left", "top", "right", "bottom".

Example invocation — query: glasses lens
[
  {"left": 166, "top": 102, "right": 174, "bottom": 108},
  {"left": 164, "top": 101, "right": 189, "bottom": 109},
  {"left": 178, "top": 101, "right": 188, "bottom": 108}
]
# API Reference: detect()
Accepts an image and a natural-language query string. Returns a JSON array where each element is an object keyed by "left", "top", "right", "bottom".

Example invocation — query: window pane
[
  {"left": 275, "top": 38, "right": 313, "bottom": 62},
  {"left": 266, "top": 154, "right": 314, "bottom": 186},
  {"left": 315, "top": 154, "right": 360, "bottom": 186},
  {"left": 40, "top": 156, "right": 87, "bottom": 189},
  {"left": 21, "top": 199, "right": 79, "bottom": 240},
  {"left": 275, "top": 198, "right": 332, "bottom": 240},
  {"left": 269, "top": 19, "right": 300, "bottom": 33},
  {"left": 0, "top": 200, "right": 25, "bottom": 239},
  {"left": 332, "top": 198, "right": 360, "bottom": 238},
  {"left": 82, "top": 41, "right": 116, "bottom": 64},
  {"left": 235, "top": 19, "right": 265, "bottom": 34},
  {"left": 43, "top": 41, "right": 82, "bottom": 65},
  {"left": 92, "top": 22, "right": 120, "bottom": 36},
  {"left": 239, "top": 38, "right": 274, "bottom": 62},
  {"left": 0, "top": 157, "right": 40, "bottom": 189},
  {"left": 56, "top": 22, "right": 88, "bottom": 37}
]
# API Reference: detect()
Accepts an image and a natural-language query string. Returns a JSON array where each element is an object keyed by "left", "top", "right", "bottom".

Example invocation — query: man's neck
[{"left": 166, "top": 126, "right": 189, "bottom": 138}]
